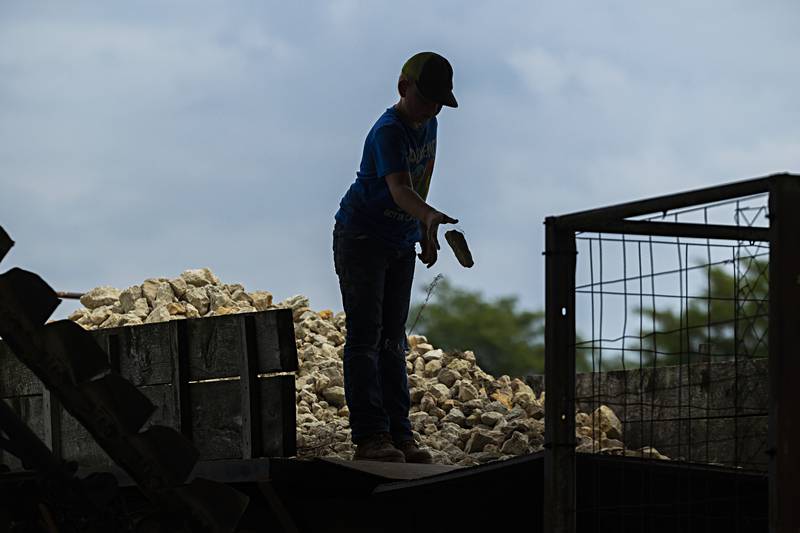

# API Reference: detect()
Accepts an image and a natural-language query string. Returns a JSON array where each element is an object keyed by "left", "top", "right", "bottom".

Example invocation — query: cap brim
[
  {"left": 441, "top": 91, "right": 458, "bottom": 108},
  {"left": 430, "top": 88, "right": 457, "bottom": 108},
  {"left": 417, "top": 84, "right": 458, "bottom": 108}
]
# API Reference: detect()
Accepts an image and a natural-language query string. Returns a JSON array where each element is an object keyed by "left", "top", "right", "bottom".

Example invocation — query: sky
[{"left": 1, "top": 1, "right": 799, "bottom": 321}]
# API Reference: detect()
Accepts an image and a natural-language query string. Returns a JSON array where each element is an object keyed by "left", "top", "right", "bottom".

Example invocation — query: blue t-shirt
[{"left": 335, "top": 106, "right": 437, "bottom": 249}]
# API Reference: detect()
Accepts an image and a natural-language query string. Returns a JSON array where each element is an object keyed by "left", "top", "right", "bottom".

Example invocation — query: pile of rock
[
  {"left": 69, "top": 268, "right": 669, "bottom": 465},
  {"left": 291, "top": 306, "right": 669, "bottom": 465},
  {"left": 68, "top": 268, "right": 274, "bottom": 330}
]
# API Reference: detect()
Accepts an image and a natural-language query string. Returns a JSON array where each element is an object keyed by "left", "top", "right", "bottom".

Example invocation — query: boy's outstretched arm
[{"left": 385, "top": 171, "right": 458, "bottom": 267}]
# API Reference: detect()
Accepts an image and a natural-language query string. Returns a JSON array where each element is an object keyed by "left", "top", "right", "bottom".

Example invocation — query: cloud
[
  {"left": 2, "top": 1, "right": 800, "bottom": 321},
  {"left": 508, "top": 48, "right": 571, "bottom": 95}
]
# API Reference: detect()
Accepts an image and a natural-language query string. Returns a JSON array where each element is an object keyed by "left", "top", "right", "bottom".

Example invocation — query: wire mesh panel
[
  {"left": 574, "top": 194, "right": 769, "bottom": 470},
  {"left": 542, "top": 175, "right": 800, "bottom": 533}
]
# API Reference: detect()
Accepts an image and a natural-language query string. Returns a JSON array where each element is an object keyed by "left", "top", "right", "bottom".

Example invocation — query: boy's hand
[
  {"left": 418, "top": 237, "right": 437, "bottom": 267},
  {"left": 419, "top": 210, "right": 458, "bottom": 268}
]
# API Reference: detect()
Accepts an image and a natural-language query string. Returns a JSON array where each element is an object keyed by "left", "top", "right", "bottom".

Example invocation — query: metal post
[
  {"left": 768, "top": 175, "right": 800, "bottom": 532},
  {"left": 544, "top": 218, "right": 577, "bottom": 533}
]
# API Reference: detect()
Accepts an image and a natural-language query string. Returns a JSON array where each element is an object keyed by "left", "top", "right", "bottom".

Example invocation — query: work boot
[
  {"left": 394, "top": 440, "right": 433, "bottom": 464},
  {"left": 353, "top": 433, "right": 405, "bottom": 462}
]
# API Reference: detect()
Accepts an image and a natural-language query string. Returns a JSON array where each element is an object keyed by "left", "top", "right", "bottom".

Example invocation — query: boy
[{"left": 333, "top": 52, "right": 459, "bottom": 463}]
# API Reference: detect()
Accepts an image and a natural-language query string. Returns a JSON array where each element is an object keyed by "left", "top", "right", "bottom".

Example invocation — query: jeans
[{"left": 332, "top": 223, "right": 415, "bottom": 444}]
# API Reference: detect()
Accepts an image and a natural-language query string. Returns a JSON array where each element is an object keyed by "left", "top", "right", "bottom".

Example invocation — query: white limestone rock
[
  {"left": 131, "top": 298, "right": 150, "bottom": 320},
  {"left": 119, "top": 285, "right": 143, "bottom": 313},
  {"left": 99, "top": 313, "right": 124, "bottom": 329},
  {"left": 464, "top": 428, "right": 504, "bottom": 454},
  {"left": 250, "top": 291, "right": 273, "bottom": 311},
  {"left": 180, "top": 268, "right": 220, "bottom": 287},
  {"left": 89, "top": 306, "right": 113, "bottom": 326},
  {"left": 184, "top": 287, "right": 210, "bottom": 316},
  {"left": 409, "top": 412, "right": 430, "bottom": 430},
  {"left": 635, "top": 446, "right": 669, "bottom": 460},
  {"left": 207, "top": 286, "right": 235, "bottom": 312},
  {"left": 68, "top": 309, "right": 87, "bottom": 322},
  {"left": 184, "top": 303, "right": 201, "bottom": 319},
  {"left": 168, "top": 277, "right": 188, "bottom": 298},
  {"left": 280, "top": 294, "right": 310, "bottom": 311},
  {"left": 413, "top": 357, "right": 426, "bottom": 376},
  {"left": 142, "top": 278, "right": 165, "bottom": 306},
  {"left": 166, "top": 302, "right": 186, "bottom": 315},
  {"left": 422, "top": 349, "right": 444, "bottom": 361},
  {"left": 225, "top": 283, "right": 245, "bottom": 295},
  {"left": 500, "top": 431, "right": 529, "bottom": 455},
  {"left": 409, "top": 387, "right": 426, "bottom": 403},
  {"left": 592, "top": 405, "right": 623, "bottom": 440},
  {"left": 480, "top": 411, "right": 504, "bottom": 427},
  {"left": 154, "top": 282, "right": 176, "bottom": 306},
  {"left": 118, "top": 313, "right": 143, "bottom": 327},
  {"left": 424, "top": 359, "right": 443, "bottom": 378},
  {"left": 437, "top": 368, "right": 461, "bottom": 388},
  {"left": 484, "top": 400, "right": 509, "bottom": 415},
  {"left": 441, "top": 408, "right": 466, "bottom": 427},
  {"left": 312, "top": 372, "right": 332, "bottom": 394},
  {"left": 145, "top": 305, "right": 171, "bottom": 324},
  {"left": 428, "top": 383, "right": 451, "bottom": 402},
  {"left": 80, "top": 286, "right": 121, "bottom": 310},
  {"left": 458, "top": 381, "right": 479, "bottom": 402},
  {"left": 420, "top": 393, "right": 437, "bottom": 414},
  {"left": 231, "top": 289, "right": 253, "bottom": 306},
  {"left": 322, "top": 386, "right": 346, "bottom": 408},
  {"left": 407, "top": 335, "right": 427, "bottom": 349}
]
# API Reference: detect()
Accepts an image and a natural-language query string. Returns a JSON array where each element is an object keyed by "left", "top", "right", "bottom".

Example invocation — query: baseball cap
[{"left": 401, "top": 52, "right": 458, "bottom": 108}]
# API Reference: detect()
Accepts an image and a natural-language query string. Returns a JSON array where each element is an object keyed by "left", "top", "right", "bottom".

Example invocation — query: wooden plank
[
  {"left": 0, "top": 341, "right": 42, "bottom": 397},
  {"left": 275, "top": 309, "right": 299, "bottom": 372},
  {"left": 186, "top": 315, "right": 246, "bottom": 380},
  {"left": 4, "top": 310, "right": 293, "bottom": 390},
  {"left": 2, "top": 310, "right": 298, "bottom": 470},
  {"left": 82, "top": 457, "right": 275, "bottom": 487},
  {"left": 51, "top": 384, "right": 177, "bottom": 471},
  {"left": 241, "top": 316, "right": 261, "bottom": 459},
  {"left": 138, "top": 383, "right": 179, "bottom": 430},
  {"left": 322, "top": 457, "right": 463, "bottom": 481},
  {"left": 58, "top": 406, "right": 114, "bottom": 468},
  {"left": 191, "top": 380, "right": 242, "bottom": 460},
  {"left": 253, "top": 310, "right": 298, "bottom": 373},
  {"left": 42, "top": 388, "right": 62, "bottom": 459},
  {"left": 1, "top": 395, "right": 44, "bottom": 470},
  {"left": 92, "top": 323, "right": 176, "bottom": 386},
  {"left": 259, "top": 375, "right": 296, "bottom": 457},
  {"left": 174, "top": 320, "right": 192, "bottom": 438},
  {"left": 190, "top": 375, "right": 296, "bottom": 461}
]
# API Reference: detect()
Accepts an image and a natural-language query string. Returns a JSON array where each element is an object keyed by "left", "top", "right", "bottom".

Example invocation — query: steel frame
[{"left": 543, "top": 172, "right": 799, "bottom": 532}]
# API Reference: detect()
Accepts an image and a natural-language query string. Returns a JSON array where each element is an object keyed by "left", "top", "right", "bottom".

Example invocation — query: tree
[
  {"left": 407, "top": 277, "right": 592, "bottom": 376},
  {"left": 634, "top": 257, "right": 768, "bottom": 367}
]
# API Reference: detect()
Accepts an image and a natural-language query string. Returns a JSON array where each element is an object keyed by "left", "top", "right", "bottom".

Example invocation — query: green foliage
[
  {"left": 635, "top": 258, "right": 768, "bottom": 366},
  {"left": 407, "top": 278, "right": 591, "bottom": 376},
  {"left": 405, "top": 257, "right": 767, "bottom": 378}
]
